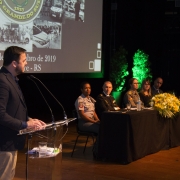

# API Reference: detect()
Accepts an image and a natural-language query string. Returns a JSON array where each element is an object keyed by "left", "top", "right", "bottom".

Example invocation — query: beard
[{"left": 15, "top": 66, "right": 24, "bottom": 75}]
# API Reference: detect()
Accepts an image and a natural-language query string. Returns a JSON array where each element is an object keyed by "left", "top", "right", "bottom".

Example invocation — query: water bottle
[{"left": 137, "top": 98, "right": 141, "bottom": 111}]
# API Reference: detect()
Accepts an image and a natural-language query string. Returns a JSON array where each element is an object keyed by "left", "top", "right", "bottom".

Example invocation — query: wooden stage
[{"left": 14, "top": 122, "right": 180, "bottom": 180}]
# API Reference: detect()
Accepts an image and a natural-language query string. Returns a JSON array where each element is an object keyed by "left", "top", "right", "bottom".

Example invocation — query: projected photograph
[
  {"left": 33, "top": 0, "right": 85, "bottom": 50},
  {"left": 33, "top": 18, "right": 62, "bottom": 49},
  {"left": 0, "top": 16, "right": 33, "bottom": 52},
  {"left": 48, "top": 0, "right": 85, "bottom": 23},
  {"left": 37, "top": 0, "right": 85, "bottom": 23}
]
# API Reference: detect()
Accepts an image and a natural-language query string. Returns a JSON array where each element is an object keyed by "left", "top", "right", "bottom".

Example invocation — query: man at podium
[{"left": 0, "top": 46, "right": 46, "bottom": 180}]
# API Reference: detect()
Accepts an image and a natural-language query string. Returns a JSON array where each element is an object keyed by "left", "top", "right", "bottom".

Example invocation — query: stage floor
[{"left": 14, "top": 121, "right": 180, "bottom": 180}]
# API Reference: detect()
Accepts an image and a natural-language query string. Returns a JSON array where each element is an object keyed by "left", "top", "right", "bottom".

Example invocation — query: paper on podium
[
  {"left": 18, "top": 118, "right": 76, "bottom": 135},
  {"left": 28, "top": 147, "right": 61, "bottom": 158}
]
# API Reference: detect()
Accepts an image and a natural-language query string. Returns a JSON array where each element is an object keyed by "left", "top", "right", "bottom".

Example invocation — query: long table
[
  {"left": 97, "top": 109, "right": 180, "bottom": 164},
  {"left": 170, "top": 115, "right": 180, "bottom": 147}
]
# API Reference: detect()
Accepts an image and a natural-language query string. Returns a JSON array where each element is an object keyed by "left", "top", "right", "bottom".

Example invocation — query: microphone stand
[
  {"left": 26, "top": 133, "right": 32, "bottom": 180},
  {"left": 25, "top": 76, "right": 68, "bottom": 179},
  {"left": 27, "top": 77, "right": 55, "bottom": 125},
  {"left": 26, "top": 77, "right": 56, "bottom": 178},
  {"left": 29, "top": 75, "right": 67, "bottom": 121}
]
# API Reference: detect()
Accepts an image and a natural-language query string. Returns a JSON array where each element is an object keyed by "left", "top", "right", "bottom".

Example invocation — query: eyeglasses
[{"left": 133, "top": 83, "right": 139, "bottom": 84}]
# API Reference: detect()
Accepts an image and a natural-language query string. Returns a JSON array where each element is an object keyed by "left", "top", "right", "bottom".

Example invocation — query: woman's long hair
[{"left": 140, "top": 79, "right": 151, "bottom": 96}]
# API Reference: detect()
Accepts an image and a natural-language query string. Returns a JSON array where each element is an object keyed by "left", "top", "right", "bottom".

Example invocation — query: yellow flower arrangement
[{"left": 151, "top": 93, "right": 180, "bottom": 118}]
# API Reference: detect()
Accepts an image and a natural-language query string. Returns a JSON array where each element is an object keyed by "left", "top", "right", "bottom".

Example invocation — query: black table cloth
[
  {"left": 169, "top": 115, "right": 180, "bottom": 147},
  {"left": 97, "top": 110, "right": 170, "bottom": 164}
]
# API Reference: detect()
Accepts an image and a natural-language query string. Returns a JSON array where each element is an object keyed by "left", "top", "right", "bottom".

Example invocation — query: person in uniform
[
  {"left": 75, "top": 82, "right": 100, "bottom": 134},
  {"left": 124, "top": 78, "right": 140, "bottom": 108},
  {"left": 151, "top": 77, "right": 163, "bottom": 96},
  {"left": 95, "top": 81, "right": 120, "bottom": 118}
]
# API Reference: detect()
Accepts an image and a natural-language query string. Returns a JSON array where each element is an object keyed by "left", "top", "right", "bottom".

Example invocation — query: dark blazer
[
  {"left": 0, "top": 67, "right": 28, "bottom": 151},
  {"left": 151, "top": 86, "right": 163, "bottom": 96},
  {"left": 95, "top": 92, "right": 119, "bottom": 118}
]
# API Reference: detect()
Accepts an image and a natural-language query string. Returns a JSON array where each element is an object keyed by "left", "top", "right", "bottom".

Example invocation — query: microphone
[
  {"left": 27, "top": 76, "right": 55, "bottom": 125},
  {"left": 29, "top": 75, "right": 68, "bottom": 120}
]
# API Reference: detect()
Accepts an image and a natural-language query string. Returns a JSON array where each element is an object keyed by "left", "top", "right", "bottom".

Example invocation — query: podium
[{"left": 19, "top": 118, "right": 75, "bottom": 180}]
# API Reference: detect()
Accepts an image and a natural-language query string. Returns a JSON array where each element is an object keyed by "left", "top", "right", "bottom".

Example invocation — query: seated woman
[
  {"left": 75, "top": 81, "right": 100, "bottom": 134},
  {"left": 139, "top": 79, "right": 152, "bottom": 107},
  {"left": 123, "top": 78, "right": 140, "bottom": 108}
]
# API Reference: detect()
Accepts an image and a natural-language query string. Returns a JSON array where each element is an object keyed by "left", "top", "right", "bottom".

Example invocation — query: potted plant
[
  {"left": 109, "top": 46, "right": 129, "bottom": 105},
  {"left": 132, "top": 49, "right": 152, "bottom": 87}
]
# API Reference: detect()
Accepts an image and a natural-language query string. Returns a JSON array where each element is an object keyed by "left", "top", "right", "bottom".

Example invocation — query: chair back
[
  {"left": 72, "top": 109, "right": 98, "bottom": 136},
  {"left": 72, "top": 109, "right": 80, "bottom": 132},
  {"left": 72, "top": 109, "right": 78, "bottom": 119},
  {"left": 71, "top": 110, "right": 96, "bottom": 157}
]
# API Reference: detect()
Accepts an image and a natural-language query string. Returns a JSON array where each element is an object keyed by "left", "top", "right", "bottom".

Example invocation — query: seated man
[
  {"left": 151, "top": 77, "right": 163, "bottom": 96},
  {"left": 95, "top": 81, "right": 120, "bottom": 118}
]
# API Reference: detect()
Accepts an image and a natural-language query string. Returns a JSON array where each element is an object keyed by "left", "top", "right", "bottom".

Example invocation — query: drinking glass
[
  {"left": 126, "top": 103, "right": 131, "bottom": 111},
  {"left": 149, "top": 101, "right": 154, "bottom": 108},
  {"left": 39, "top": 142, "right": 47, "bottom": 157}
]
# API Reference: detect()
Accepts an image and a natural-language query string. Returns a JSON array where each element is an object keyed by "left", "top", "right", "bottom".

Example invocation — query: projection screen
[{"left": 0, "top": 0, "right": 103, "bottom": 73}]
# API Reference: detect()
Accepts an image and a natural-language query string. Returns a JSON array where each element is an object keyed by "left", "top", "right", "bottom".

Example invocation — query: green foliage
[
  {"left": 110, "top": 46, "right": 129, "bottom": 92},
  {"left": 132, "top": 49, "right": 152, "bottom": 87}
]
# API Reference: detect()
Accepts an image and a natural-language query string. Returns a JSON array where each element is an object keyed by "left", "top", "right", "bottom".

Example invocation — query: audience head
[
  {"left": 153, "top": 77, "right": 163, "bottom": 89},
  {"left": 103, "top": 81, "right": 113, "bottom": 95},
  {"left": 80, "top": 81, "right": 91, "bottom": 97},
  {"left": 140, "top": 79, "right": 151, "bottom": 95},
  {"left": 129, "top": 78, "right": 138, "bottom": 90}
]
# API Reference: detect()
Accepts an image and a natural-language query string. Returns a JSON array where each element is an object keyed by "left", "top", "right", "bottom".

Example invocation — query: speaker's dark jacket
[{"left": 0, "top": 67, "right": 28, "bottom": 151}]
